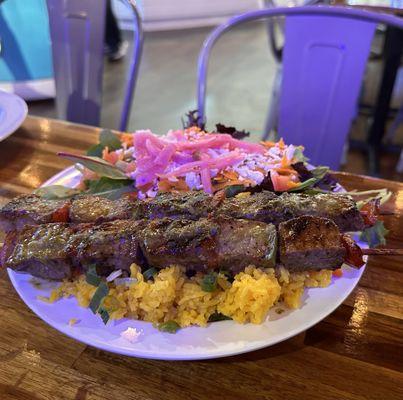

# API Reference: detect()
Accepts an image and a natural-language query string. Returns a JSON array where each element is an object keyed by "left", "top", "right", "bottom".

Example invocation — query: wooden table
[{"left": 1, "top": 116, "right": 402, "bottom": 400}]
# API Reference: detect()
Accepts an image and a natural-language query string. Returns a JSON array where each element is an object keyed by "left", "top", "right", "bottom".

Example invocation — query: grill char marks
[
  {"left": 1, "top": 220, "right": 147, "bottom": 279},
  {"left": 69, "top": 196, "right": 136, "bottom": 223},
  {"left": 142, "top": 217, "right": 276, "bottom": 273},
  {"left": 0, "top": 194, "right": 71, "bottom": 233},
  {"left": 279, "top": 216, "right": 346, "bottom": 271},
  {"left": 1, "top": 223, "right": 75, "bottom": 280},
  {"left": 2, "top": 216, "right": 347, "bottom": 280},
  {"left": 135, "top": 191, "right": 212, "bottom": 220},
  {"left": 0, "top": 191, "right": 365, "bottom": 233}
]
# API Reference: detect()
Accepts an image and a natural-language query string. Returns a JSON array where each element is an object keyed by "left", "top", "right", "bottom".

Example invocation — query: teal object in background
[{"left": 0, "top": 0, "right": 54, "bottom": 99}]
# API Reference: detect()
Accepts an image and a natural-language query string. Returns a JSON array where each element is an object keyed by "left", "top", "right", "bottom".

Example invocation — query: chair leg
[
  {"left": 262, "top": 64, "right": 282, "bottom": 142},
  {"left": 385, "top": 103, "right": 403, "bottom": 143}
]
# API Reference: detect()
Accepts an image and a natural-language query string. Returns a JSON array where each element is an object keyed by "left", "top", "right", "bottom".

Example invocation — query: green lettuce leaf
[
  {"left": 58, "top": 152, "right": 128, "bottom": 179},
  {"left": 85, "top": 177, "right": 135, "bottom": 199},
  {"left": 87, "top": 129, "right": 122, "bottom": 157},
  {"left": 33, "top": 185, "right": 81, "bottom": 199},
  {"left": 360, "top": 220, "right": 389, "bottom": 248}
]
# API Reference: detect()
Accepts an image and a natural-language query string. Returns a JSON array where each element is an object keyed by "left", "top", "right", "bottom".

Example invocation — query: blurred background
[{"left": 0, "top": 0, "right": 402, "bottom": 179}]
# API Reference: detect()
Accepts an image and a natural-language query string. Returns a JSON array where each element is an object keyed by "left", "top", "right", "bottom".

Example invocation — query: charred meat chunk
[
  {"left": 134, "top": 191, "right": 212, "bottom": 220},
  {"left": 1, "top": 220, "right": 147, "bottom": 279},
  {"left": 1, "top": 223, "right": 74, "bottom": 280},
  {"left": 0, "top": 194, "right": 71, "bottom": 233},
  {"left": 72, "top": 219, "right": 146, "bottom": 275},
  {"left": 0, "top": 191, "right": 365, "bottom": 233},
  {"left": 141, "top": 217, "right": 277, "bottom": 272},
  {"left": 69, "top": 196, "right": 136, "bottom": 223},
  {"left": 278, "top": 216, "right": 346, "bottom": 271}
]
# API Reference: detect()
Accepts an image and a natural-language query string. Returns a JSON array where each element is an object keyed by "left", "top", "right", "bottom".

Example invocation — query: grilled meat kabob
[
  {"left": 0, "top": 190, "right": 366, "bottom": 233},
  {"left": 1, "top": 215, "right": 364, "bottom": 281}
]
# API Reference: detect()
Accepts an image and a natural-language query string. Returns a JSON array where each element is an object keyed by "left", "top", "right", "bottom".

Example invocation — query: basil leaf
[
  {"left": 86, "top": 130, "right": 122, "bottom": 156},
  {"left": 158, "top": 320, "right": 180, "bottom": 334},
  {"left": 208, "top": 312, "right": 232, "bottom": 322},
  {"left": 360, "top": 220, "right": 389, "bottom": 248},
  {"left": 201, "top": 272, "right": 217, "bottom": 292},
  {"left": 143, "top": 267, "right": 158, "bottom": 281},
  {"left": 86, "top": 143, "right": 105, "bottom": 157},
  {"left": 86, "top": 177, "right": 132, "bottom": 192},
  {"left": 98, "top": 306, "right": 110, "bottom": 325},
  {"left": 34, "top": 185, "right": 81, "bottom": 200},
  {"left": 86, "top": 265, "right": 101, "bottom": 287},
  {"left": 99, "top": 129, "right": 122, "bottom": 151},
  {"left": 89, "top": 282, "right": 109, "bottom": 314},
  {"left": 58, "top": 152, "right": 128, "bottom": 179},
  {"left": 224, "top": 185, "right": 246, "bottom": 198},
  {"left": 85, "top": 177, "right": 135, "bottom": 200}
]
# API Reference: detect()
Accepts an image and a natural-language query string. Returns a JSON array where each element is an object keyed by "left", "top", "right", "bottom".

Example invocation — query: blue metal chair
[
  {"left": 46, "top": 0, "right": 143, "bottom": 131},
  {"left": 196, "top": 6, "right": 403, "bottom": 169}
]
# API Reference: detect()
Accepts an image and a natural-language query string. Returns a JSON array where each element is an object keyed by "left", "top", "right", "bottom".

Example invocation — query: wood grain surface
[{"left": 0, "top": 116, "right": 402, "bottom": 400}]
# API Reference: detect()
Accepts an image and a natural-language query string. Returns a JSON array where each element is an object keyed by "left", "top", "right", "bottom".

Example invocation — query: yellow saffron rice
[{"left": 43, "top": 264, "right": 333, "bottom": 327}]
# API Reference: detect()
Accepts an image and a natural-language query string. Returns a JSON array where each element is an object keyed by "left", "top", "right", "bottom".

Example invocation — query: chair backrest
[
  {"left": 46, "top": 0, "right": 143, "bottom": 130},
  {"left": 196, "top": 6, "right": 403, "bottom": 169}
]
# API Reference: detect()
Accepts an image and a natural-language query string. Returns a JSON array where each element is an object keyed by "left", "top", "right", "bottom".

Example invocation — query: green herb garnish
[
  {"left": 360, "top": 220, "right": 389, "bottom": 248},
  {"left": 143, "top": 267, "right": 158, "bottom": 281},
  {"left": 208, "top": 312, "right": 232, "bottom": 322},
  {"left": 97, "top": 306, "right": 110, "bottom": 325},
  {"left": 33, "top": 185, "right": 81, "bottom": 200},
  {"left": 201, "top": 272, "right": 217, "bottom": 292},
  {"left": 58, "top": 153, "right": 128, "bottom": 179},
  {"left": 224, "top": 185, "right": 246, "bottom": 198},
  {"left": 85, "top": 177, "right": 134, "bottom": 200},
  {"left": 219, "top": 270, "right": 234, "bottom": 283},
  {"left": 293, "top": 146, "right": 309, "bottom": 163},
  {"left": 89, "top": 281, "right": 109, "bottom": 314},
  {"left": 289, "top": 166, "right": 329, "bottom": 192},
  {"left": 85, "top": 265, "right": 101, "bottom": 287},
  {"left": 87, "top": 129, "right": 122, "bottom": 157},
  {"left": 158, "top": 320, "right": 180, "bottom": 334}
]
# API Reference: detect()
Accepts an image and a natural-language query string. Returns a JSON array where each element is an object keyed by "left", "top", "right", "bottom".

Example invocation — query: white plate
[
  {"left": 0, "top": 90, "right": 28, "bottom": 142},
  {"left": 7, "top": 167, "right": 366, "bottom": 360}
]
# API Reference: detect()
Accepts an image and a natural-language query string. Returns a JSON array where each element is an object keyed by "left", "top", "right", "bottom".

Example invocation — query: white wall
[{"left": 113, "top": 0, "right": 262, "bottom": 31}]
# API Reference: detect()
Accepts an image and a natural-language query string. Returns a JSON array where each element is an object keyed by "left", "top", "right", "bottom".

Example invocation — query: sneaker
[{"left": 108, "top": 40, "right": 129, "bottom": 62}]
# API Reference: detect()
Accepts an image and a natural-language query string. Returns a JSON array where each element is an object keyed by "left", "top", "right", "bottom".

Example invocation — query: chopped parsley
[
  {"left": 158, "top": 320, "right": 180, "bottom": 334},
  {"left": 201, "top": 272, "right": 218, "bottom": 292},
  {"left": 86, "top": 265, "right": 101, "bottom": 287}
]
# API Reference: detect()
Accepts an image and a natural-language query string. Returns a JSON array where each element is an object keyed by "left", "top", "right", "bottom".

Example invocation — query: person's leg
[{"left": 105, "top": 0, "right": 121, "bottom": 52}]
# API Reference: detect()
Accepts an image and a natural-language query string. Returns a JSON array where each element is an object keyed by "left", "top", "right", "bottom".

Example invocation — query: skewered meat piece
[
  {"left": 218, "top": 192, "right": 365, "bottom": 232},
  {"left": 1, "top": 223, "right": 74, "bottom": 280},
  {"left": 69, "top": 196, "right": 136, "bottom": 223},
  {"left": 1, "top": 219, "right": 146, "bottom": 280},
  {"left": 1, "top": 216, "right": 350, "bottom": 280},
  {"left": 278, "top": 216, "right": 345, "bottom": 271},
  {"left": 142, "top": 217, "right": 277, "bottom": 273},
  {"left": 0, "top": 194, "right": 71, "bottom": 233},
  {"left": 0, "top": 190, "right": 365, "bottom": 233}
]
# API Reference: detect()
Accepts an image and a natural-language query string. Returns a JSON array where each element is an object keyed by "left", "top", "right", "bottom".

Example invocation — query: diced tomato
[
  {"left": 341, "top": 235, "right": 365, "bottom": 268},
  {"left": 271, "top": 171, "right": 291, "bottom": 192},
  {"left": 51, "top": 203, "right": 70, "bottom": 223},
  {"left": 332, "top": 268, "right": 343, "bottom": 277},
  {"left": 360, "top": 198, "right": 380, "bottom": 226}
]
